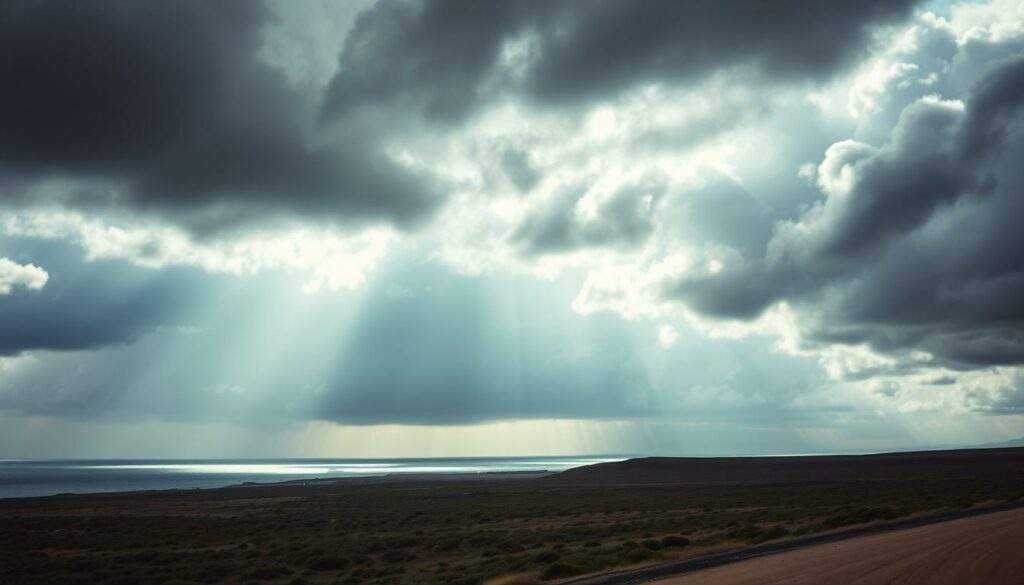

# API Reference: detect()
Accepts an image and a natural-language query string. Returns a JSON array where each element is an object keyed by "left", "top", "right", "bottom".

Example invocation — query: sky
[{"left": 1, "top": 0, "right": 1023, "bottom": 458}]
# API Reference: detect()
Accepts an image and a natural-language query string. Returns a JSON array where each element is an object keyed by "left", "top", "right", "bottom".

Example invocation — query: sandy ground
[{"left": 659, "top": 507, "right": 1024, "bottom": 585}]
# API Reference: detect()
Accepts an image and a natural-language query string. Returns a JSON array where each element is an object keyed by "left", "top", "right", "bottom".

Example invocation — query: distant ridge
[
  {"left": 976, "top": 436, "right": 1024, "bottom": 449},
  {"left": 546, "top": 447, "right": 1024, "bottom": 485}
]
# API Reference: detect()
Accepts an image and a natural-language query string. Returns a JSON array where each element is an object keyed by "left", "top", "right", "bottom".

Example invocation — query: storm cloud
[
  {"left": 325, "top": 0, "right": 920, "bottom": 120},
  {"left": 0, "top": 0, "right": 439, "bottom": 232},
  {"left": 0, "top": 239, "right": 202, "bottom": 355},
  {"left": 0, "top": 0, "right": 924, "bottom": 237},
  {"left": 1, "top": 0, "right": 1023, "bottom": 448},
  {"left": 667, "top": 51, "right": 1024, "bottom": 369}
]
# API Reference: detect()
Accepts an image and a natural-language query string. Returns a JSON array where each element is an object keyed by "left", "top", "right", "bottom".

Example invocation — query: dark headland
[{"left": 547, "top": 447, "right": 1024, "bottom": 485}]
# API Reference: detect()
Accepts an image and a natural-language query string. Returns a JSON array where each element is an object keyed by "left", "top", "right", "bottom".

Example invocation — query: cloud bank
[{"left": 1, "top": 0, "right": 1023, "bottom": 444}]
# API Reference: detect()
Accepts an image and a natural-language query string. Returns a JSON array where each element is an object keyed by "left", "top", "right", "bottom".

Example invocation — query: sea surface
[{"left": 0, "top": 456, "right": 622, "bottom": 499}]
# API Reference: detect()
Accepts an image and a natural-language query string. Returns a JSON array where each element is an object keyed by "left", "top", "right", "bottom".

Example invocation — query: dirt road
[{"left": 660, "top": 506, "right": 1024, "bottom": 585}]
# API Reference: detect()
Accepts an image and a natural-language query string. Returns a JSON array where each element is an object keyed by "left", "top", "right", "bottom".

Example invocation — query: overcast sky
[{"left": 1, "top": 0, "right": 1023, "bottom": 458}]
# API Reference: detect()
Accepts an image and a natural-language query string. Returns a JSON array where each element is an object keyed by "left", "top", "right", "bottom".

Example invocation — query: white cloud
[
  {"left": 0, "top": 257, "right": 48, "bottom": 295},
  {"left": 657, "top": 324, "right": 679, "bottom": 349},
  {"left": 2, "top": 210, "right": 393, "bottom": 292}
]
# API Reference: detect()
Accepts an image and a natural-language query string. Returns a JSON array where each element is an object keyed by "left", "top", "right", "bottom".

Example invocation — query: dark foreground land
[{"left": 1, "top": 448, "right": 1022, "bottom": 585}]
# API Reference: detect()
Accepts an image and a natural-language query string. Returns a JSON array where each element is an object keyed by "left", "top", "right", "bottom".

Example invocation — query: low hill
[{"left": 547, "top": 447, "right": 1024, "bottom": 485}]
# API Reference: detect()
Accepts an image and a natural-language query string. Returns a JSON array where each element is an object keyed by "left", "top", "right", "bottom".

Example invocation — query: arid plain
[{"left": 2, "top": 448, "right": 1022, "bottom": 585}]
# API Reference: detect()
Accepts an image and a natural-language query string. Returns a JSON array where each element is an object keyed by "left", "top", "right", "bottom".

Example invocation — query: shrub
[
  {"left": 660, "top": 535, "right": 690, "bottom": 548},
  {"left": 641, "top": 539, "right": 662, "bottom": 550},
  {"left": 500, "top": 542, "right": 526, "bottom": 553},
  {"left": 380, "top": 550, "right": 414, "bottom": 563},
  {"left": 762, "top": 526, "right": 790, "bottom": 541},
  {"left": 307, "top": 556, "right": 350, "bottom": 571},
  {"left": 534, "top": 551, "right": 560, "bottom": 564},
  {"left": 542, "top": 563, "right": 584, "bottom": 580},
  {"left": 623, "top": 548, "right": 653, "bottom": 563},
  {"left": 384, "top": 536, "right": 421, "bottom": 549},
  {"left": 435, "top": 538, "right": 463, "bottom": 552},
  {"left": 244, "top": 566, "right": 293, "bottom": 580}
]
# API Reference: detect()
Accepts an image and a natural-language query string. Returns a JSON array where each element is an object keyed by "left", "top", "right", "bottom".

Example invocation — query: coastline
[{"left": 0, "top": 458, "right": 582, "bottom": 500}]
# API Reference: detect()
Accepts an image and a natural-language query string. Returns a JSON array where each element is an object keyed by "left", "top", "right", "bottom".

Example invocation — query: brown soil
[{"left": 658, "top": 506, "right": 1024, "bottom": 585}]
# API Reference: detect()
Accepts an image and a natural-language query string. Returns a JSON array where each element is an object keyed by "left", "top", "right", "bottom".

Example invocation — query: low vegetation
[{"left": 1, "top": 473, "right": 1022, "bottom": 584}]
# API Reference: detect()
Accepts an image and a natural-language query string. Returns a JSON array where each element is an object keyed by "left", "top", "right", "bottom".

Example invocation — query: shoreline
[
  {"left": 0, "top": 468, "right": 558, "bottom": 501},
  {"left": 5, "top": 446, "right": 1024, "bottom": 500}
]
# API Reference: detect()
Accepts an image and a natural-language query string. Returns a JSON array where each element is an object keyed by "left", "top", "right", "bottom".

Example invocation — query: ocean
[{"left": 0, "top": 456, "right": 621, "bottom": 499}]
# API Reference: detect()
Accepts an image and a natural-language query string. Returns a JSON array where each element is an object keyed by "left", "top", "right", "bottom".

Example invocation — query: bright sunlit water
[{"left": 0, "top": 457, "right": 623, "bottom": 498}]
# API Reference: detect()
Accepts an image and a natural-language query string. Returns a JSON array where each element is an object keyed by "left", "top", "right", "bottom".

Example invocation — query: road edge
[{"left": 561, "top": 499, "right": 1024, "bottom": 585}]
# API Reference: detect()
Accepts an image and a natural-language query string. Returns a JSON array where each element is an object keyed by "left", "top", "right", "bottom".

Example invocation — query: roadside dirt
[{"left": 659, "top": 506, "right": 1024, "bottom": 585}]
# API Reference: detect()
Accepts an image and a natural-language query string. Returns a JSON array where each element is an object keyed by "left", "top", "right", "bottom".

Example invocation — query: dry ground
[{"left": 660, "top": 506, "right": 1024, "bottom": 585}]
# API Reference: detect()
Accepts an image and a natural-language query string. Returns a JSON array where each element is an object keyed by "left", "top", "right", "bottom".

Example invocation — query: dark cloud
[
  {"left": 323, "top": 0, "right": 921, "bottom": 121},
  {"left": 667, "top": 265, "right": 791, "bottom": 320},
  {"left": 806, "top": 58, "right": 1024, "bottom": 367},
  {"left": 959, "top": 54, "right": 1024, "bottom": 160},
  {"left": 0, "top": 0, "right": 440, "bottom": 232},
  {"left": 0, "top": 0, "right": 926, "bottom": 234},
  {"left": 319, "top": 0, "right": 923, "bottom": 262},
  {"left": 816, "top": 101, "right": 980, "bottom": 257},
  {"left": 323, "top": 0, "right": 532, "bottom": 124},
  {"left": 523, "top": 0, "right": 920, "bottom": 104},
  {"left": 667, "top": 55, "right": 1024, "bottom": 368},
  {"left": 0, "top": 238, "right": 202, "bottom": 356}
]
